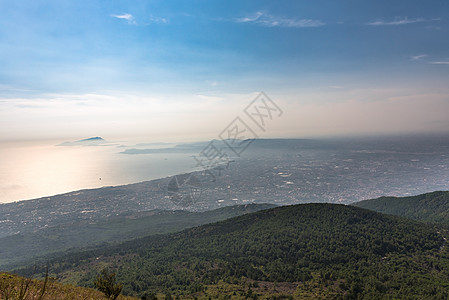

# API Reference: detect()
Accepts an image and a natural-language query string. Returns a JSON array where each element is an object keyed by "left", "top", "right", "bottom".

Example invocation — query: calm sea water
[{"left": 0, "top": 140, "right": 197, "bottom": 204}]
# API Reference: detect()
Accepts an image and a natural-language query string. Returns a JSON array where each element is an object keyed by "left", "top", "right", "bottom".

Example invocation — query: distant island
[{"left": 58, "top": 137, "right": 110, "bottom": 146}]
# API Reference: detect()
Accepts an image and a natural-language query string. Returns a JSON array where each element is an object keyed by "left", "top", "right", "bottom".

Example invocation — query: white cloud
[
  {"left": 148, "top": 15, "right": 169, "bottom": 24},
  {"left": 0, "top": 92, "right": 246, "bottom": 141},
  {"left": 236, "top": 12, "right": 325, "bottom": 28},
  {"left": 237, "top": 11, "right": 264, "bottom": 23},
  {"left": 367, "top": 17, "right": 424, "bottom": 26},
  {"left": 409, "top": 55, "right": 449, "bottom": 64},
  {"left": 429, "top": 61, "right": 449, "bottom": 65},
  {"left": 111, "top": 13, "right": 135, "bottom": 24},
  {"left": 410, "top": 54, "right": 427, "bottom": 61},
  {"left": 111, "top": 13, "right": 168, "bottom": 25}
]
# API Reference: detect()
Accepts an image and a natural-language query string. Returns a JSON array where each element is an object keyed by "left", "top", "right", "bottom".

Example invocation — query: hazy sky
[{"left": 1, "top": 0, "right": 449, "bottom": 142}]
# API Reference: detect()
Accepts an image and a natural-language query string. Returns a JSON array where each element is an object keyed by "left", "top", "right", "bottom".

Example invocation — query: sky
[{"left": 1, "top": 0, "right": 449, "bottom": 142}]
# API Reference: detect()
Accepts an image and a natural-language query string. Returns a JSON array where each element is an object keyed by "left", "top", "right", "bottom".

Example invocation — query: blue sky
[{"left": 0, "top": 0, "right": 449, "bottom": 140}]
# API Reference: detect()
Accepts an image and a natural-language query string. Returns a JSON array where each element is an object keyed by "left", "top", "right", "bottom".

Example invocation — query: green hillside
[
  {"left": 0, "top": 204, "right": 275, "bottom": 269},
  {"left": 352, "top": 191, "right": 449, "bottom": 225},
  {"left": 19, "top": 203, "right": 449, "bottom": 299}
]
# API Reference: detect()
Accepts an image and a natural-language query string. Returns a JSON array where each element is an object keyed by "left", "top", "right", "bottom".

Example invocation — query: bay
[{"left": 0, "top": 140, "right": 196, "bottom": 204}]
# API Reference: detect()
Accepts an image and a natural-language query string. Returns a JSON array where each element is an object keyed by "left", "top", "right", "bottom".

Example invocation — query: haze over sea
[
  {"left": 0, "top": 139, "right": 196, "bottom": 204},
  {"left": 1, "top": 134, "right": 449, "bottom": 205}
]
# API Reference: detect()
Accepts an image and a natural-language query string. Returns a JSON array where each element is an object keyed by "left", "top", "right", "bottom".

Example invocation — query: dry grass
[{"left": 0, "top": 272, "right": 138, "bottom": 300}]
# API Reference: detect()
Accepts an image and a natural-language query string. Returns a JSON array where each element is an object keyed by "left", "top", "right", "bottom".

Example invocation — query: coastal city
[{"left": 1, "top": 137, "right": 448, "bottom": 238}]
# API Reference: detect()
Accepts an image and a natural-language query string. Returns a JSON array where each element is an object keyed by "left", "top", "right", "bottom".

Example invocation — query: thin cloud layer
[
  {"left": 409, "top": 55, "right": 449, "bottom": 65},
  {"left": 148, "top": 15, "right": 169, "bottom": 24},
  {"left": 429, "top": 61, "right": 449, "bottom": 65},
  {"left": 367, "top": 17, "right": 425, "bottom": 26},
  {"left": 111, "top": 13, "right": 168, "bottom": 25},
  {"left": 237, "top": 12, "right": 325, "bottom": 28},
  {"left": 111, "top": 13, "right": 135, "bottom": 24},
  {"left": 410, "top": 54, "right": 427, "bottom": 61}
]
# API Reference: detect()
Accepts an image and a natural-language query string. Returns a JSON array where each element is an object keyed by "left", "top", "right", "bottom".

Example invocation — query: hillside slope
[
  {"left": 0, "top": 204, "right": 275, "bottom": 269},
  {"left": 21, "top": 203, "right": 449, "bottom": 299},
  {"left": 352, "top": 191, "right": 449, "bottom": 225},
  {"left": 0, "top": 272, "right": 138, "bottom": 300}
]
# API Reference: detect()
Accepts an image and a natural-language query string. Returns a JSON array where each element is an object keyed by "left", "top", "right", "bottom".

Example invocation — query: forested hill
[
  {"left": 22, "top": 203, "right": 449, "bottom": 299},
  {"left": 352, "top": 191, "right": 449, "bottom": 225},
  {"left": 0, "top": 203, "right": 275, "bottom": 269}
]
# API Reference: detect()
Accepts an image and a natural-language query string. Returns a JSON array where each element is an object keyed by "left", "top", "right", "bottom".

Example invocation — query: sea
[{"left": 0, "top": 139, "right": 197, "bottom": 204}]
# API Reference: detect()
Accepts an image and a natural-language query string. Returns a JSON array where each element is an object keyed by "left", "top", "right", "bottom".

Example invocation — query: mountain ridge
[
  {"left": 0, "top": 203, "right": 275, "bottom": 269},
  {"left": 19, "top": 202, "right": 449, "bottom": 299},
  {"left": 56, "top": 136, "right": 117, "bottom": 147},
  {"left": 352, "top": 191, "right": 449, "bottom": 225}
]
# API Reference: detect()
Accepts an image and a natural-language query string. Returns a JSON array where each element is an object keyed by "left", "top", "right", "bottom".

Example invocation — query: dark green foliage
[
  {"left": 18, "top": 203, "right": 449, "bottom": 299},
  {"left": 0, "top": 204, "right": 275, "bottom": 269},
  {"left": 353, "top": 191, "right": 449, "bottom": 225},
  {"left": 94, "top": 269, "right": 123, "bottom": 300}
]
